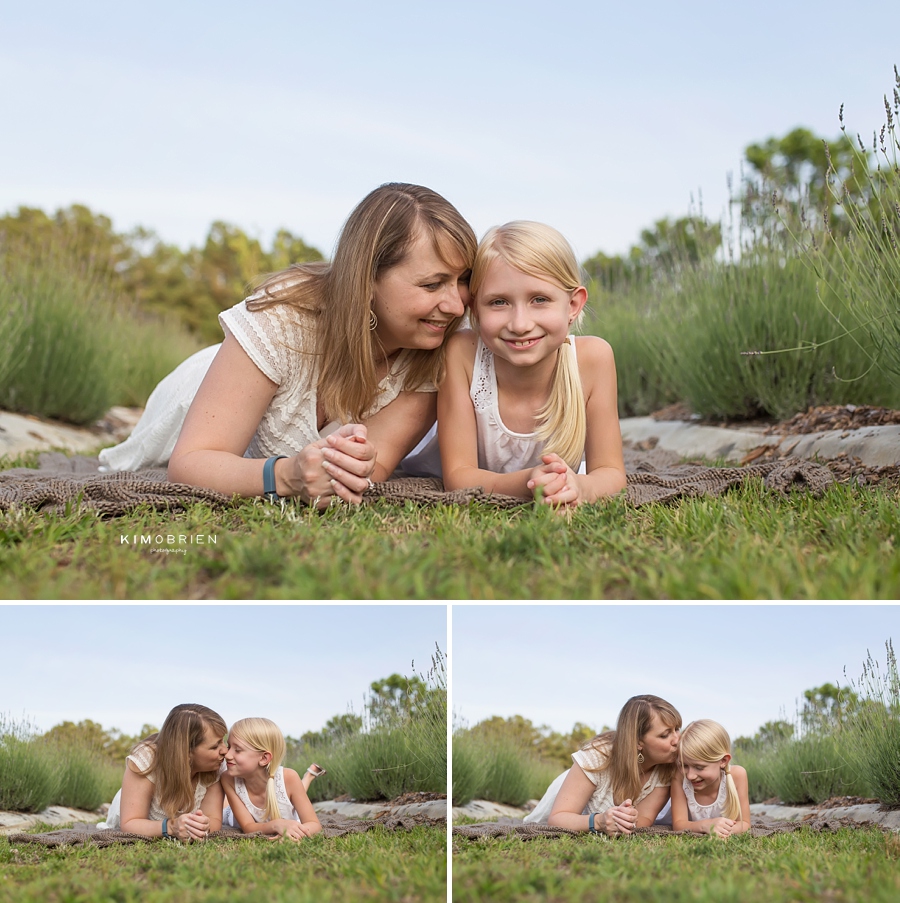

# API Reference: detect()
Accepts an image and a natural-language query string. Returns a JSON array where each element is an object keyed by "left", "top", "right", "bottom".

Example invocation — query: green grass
[
  {"left": 1, "top": 823, "right": 446, "bottom": 903},
  {"left": 452, "top": 828, "right": 900, "bottom": 902},
  {"left": 1, "top": 453, "right": 898, "bottom": 598}
]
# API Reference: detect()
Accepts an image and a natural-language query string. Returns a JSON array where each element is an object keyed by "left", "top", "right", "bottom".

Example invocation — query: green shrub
[
  {"left": 767, "top": 730, "right": 868, "bottom": 804},
  {"left": 451, "top": 730, "right": 489, "bottom": 806},
  {"left": 733, "top": 746, "right": 779, "bottom": 803},
  {"left": 0, "top": 717, "right": 57, "bottom": 812},
  {"left": 452, "top": 728, "right": 561, "bottom": 808},
  {"left": 661, "top": 253, "right": 900, "bottom": 420},
  {"left": 802, "top": 68, "right": 900, "bottom": 385},
  {"left": 288, "top": 653, "right": 447, "bottom": 803},
  {"left": 48, "top": 741, "right": 121, "bottom": 810},
  {"left": 587, "top": 288, "right": 680, "bottom": 417},
  {"left": 286, "top": 738, "right": 347, "bottom": 803},
  {"left": 0, "top": 242, "right": 202, "bottom": 423}
]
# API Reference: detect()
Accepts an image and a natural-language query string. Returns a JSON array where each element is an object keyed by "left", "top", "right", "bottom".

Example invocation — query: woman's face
[
  {"left": 372, "top": 227, "right": 471, "bottom": 358},
  {"left": 638, "top": 711, "right": 680, "bottom": 767},
  {"left": 190, "top": 723, "right": 227, "bottom": 774}
]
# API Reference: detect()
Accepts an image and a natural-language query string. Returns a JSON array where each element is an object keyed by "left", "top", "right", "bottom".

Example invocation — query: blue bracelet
[
  {"left": 162, "top": 817, "right": 170, "bottom": 839},
  {"left": 588, "top": 812, "right": 597, "bottom": 833},
  {"left": 263, "top": 455, "right": 287, "bottom": 502}
]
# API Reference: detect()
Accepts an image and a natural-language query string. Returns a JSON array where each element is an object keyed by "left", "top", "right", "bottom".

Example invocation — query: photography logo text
[{"left": 119, "top": 533, "right": 217, "bottom": 555}]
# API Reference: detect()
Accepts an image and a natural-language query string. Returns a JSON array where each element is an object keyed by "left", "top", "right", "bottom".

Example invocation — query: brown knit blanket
[
  {"left": 452, "top": 815, "right": 882, "bottom": 841},
  {"left": 4, "top": 812, "right": 445, "bottom": 848},
  {"left": 0, "top": 449, "right": 834, "bottom": 517}
]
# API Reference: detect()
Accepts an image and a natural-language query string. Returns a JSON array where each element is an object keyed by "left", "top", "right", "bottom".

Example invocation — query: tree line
[
  {"left": 1, "top": 125, "right": 876, "bottom": 344},
  {"left": 0, "top": 205, "right": 322, "bottom": 344}
]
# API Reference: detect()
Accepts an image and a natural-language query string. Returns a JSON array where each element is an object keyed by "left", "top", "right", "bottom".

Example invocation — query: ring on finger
[{"left": 366, "top": 477, "right": 374, "bottom": 490}]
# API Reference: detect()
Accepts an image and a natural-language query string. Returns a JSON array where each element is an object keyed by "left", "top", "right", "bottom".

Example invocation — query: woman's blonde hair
[
  {"left": 678, "top": 719, "right": 742, "bottom": 821},
  {"left": 228, "top": 717, "right": 287, "bottom": 823},
  {"left": 582, "top": 695, "right": 682, "bottom": 805},
  {"left": 248, "top": 183, "right": 477, "bottom": 423},
  {"left": 134, "top": 703, "right": 226, "bottom": 819},
  {"left": 469, "top": 221, "right": 587, "bottom": 469}
]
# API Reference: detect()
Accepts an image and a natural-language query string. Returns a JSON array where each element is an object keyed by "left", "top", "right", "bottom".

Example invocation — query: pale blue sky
[
  {"left": 452, "top": 605, "right": 899, "bottom": 739},
  {"left": 2, "top": 2, "right": 898, "bottom": 261},
  {"left": 0, "top": 605, "right": 445, "bottom": 737}
]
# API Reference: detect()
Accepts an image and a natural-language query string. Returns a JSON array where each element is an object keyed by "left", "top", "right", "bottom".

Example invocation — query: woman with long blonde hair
[
  {"left": 104, "top": 704, "right": 227, "bottom": 841},
  {"left": 524, "top": 695, "right": 681, "bottom": 834},
  {"left": 99, "top": 183, "right": 476, "bottom": 505}
]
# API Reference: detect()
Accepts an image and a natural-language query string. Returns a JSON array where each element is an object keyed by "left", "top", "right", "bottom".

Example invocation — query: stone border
[
  {"left": 620, "top": 417, "right": 900, "bottom": 467},
  {"left": 750, "top": 801, "right": 900, "bottom": 831},
  {"left": 0, "top": 806, "right": 99, "bottom": 836}
]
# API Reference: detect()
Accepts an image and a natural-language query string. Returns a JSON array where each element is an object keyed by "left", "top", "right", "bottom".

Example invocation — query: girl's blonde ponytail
[
  {"left": 535, "top": 336, "right": 586, "bottom": 470},
  {"left": 722, "top": 760, "right": 742, "bottom": 821}
]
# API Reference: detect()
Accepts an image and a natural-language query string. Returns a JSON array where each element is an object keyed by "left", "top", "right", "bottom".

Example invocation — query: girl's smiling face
[
  {"left": 681, "top": 756, "right": 727, "bottom": 793},
  {"left": 224, "top": 732, "right": 267, "bottom": 778},
  {"left": 474, "top": 256, "right": 586, "bottom": 372}
]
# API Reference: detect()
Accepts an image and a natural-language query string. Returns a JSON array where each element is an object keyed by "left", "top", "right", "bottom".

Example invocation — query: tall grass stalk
[
  {"left": 803, "top": 67, "right": 900, "bottom": 383},
  {"left": 843, "top": 640, "right": 900, "bottom": 805}
]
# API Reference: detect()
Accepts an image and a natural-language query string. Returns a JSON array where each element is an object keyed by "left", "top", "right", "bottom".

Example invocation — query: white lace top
[
  {"left": 99, "top": 291, "right": 431, "bottom": 471},
  {"left": 231, "top": 766, "right": 299, "bottom": 822},
  {"left": 683, "top": 772, "right": 728, "bottom": 820},
  {"left": 525, "top": 742, "right": 670, "bottom": 825},
  {"left": 470, "top": 335, "right": 580, "bottom": 473},
  {"left": 103, "top": 742, "right": 216, "bottom": 828},
  {"left": 220, "top": 297, "right": 429, "bottom": 459}
]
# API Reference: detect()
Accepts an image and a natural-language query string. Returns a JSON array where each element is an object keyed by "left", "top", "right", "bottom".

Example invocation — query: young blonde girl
[
  {"left": 221, "top": 717, "right": 322, "bottom": 841},
  {"left": 437, "top": 221, "right": 626, "bottom": 506},
  {"left": 671, "top": 719, "right": 751, "bottom": 839}
]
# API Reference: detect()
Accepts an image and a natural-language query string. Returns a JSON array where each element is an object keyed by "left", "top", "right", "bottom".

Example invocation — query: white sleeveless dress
[
  {"left": 401, "top": 335, "right": 585, "bottom": 478},
  {"left": 684, "top": 772, "right": 728, "bottom": 820},
  {"left": 223, "top": 766, "right": 300, "bottom": 826}
]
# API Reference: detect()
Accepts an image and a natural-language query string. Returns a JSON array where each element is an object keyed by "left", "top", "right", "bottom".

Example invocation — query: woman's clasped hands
[
  {"left": 170, "top": 809, "right": 211, "bottom": 842},
  {"left": 599, "top": 799, "right": 639, "bottom": 836},
  {"left": 280, "top": 424, "right": 377, "bottom": 507}
]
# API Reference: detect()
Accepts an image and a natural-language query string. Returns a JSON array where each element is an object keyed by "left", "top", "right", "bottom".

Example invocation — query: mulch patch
[
  {"left": 649, "top": 403, "right": 900, "bottom": 490},
  {"left": 388, "top": 792, "right": 446, "bottom": 806},
  {"left": 815, "top": 796, "right": 882, "bottom": 809}
]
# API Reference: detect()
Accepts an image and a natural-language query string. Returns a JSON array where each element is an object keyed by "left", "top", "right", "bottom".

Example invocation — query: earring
[
  {"left": 637, "top": 751, "right": 645, "bottom": 766},
  {"left": 369, "top": 309, "right": 378, "bottom": 331}
]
